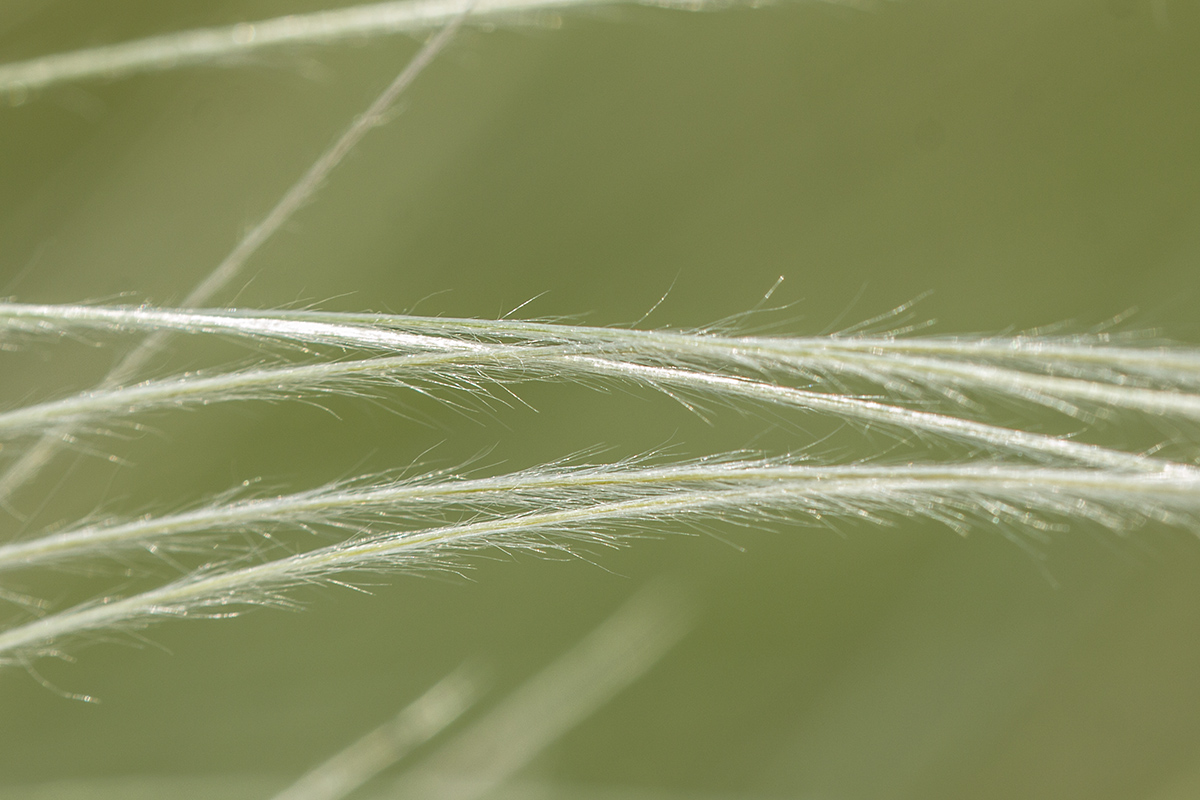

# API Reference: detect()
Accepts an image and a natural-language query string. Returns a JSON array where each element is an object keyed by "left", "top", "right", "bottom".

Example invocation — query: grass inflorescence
[{"left": 2, "top": 1, "right": 1198, "bottom": 797}]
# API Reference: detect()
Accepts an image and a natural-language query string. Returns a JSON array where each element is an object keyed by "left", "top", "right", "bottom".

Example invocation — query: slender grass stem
[
  {"left": 392, "top": 582, "right": 690, "bottom": 800},
  {"left": 6, "top": 303, "right": 1199, "bottom": 420},
  {"left": 563, "top": 356, "right": 1175, "bottom": 471},
  {"left": 1, "top": 461, "right": 1195, "bottom": 661},
  {"left": 270, "top": 668, "right": 477, "bottom": 800},
  {"left": 1, "top": 460, "right": 1197, "bottom": 574},
  {"left": 0, "top": 345, "right": 578, "bottom": 437},
  {"left": 0, "top": 347, "right": 1170, "bottom": 472},
  {"left": 0, "top": 303, "right": 491, "bottom": 354},
  {"left": 0, "top": 0, "right": 749, "bottom": 95},
  {"left": 14, "top": 303, "right": 1189, "bottom": 384}
]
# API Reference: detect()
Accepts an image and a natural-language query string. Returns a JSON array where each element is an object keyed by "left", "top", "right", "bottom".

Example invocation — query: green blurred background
[{"left": 2, "top": 0, "right": 1200, "bottom": 797}]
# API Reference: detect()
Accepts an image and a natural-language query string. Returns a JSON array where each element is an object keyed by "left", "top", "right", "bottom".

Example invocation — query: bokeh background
[{"left": 2, "top": 0, "right": 1200, "bottom": 797}]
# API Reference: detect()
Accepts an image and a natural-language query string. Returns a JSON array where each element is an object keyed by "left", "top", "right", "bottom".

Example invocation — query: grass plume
[
  {"left": 4, "top": 458, "right": 1199, "bottom": 663},
  {"left": 2, "top": 0, "right": 1199, "bottom": 797},
  {"left": 6, "top": 302, "right": 1200, "bottom": 421},
  {"left": 0, "top": 343, "right": 1172, "bottom": 473}
]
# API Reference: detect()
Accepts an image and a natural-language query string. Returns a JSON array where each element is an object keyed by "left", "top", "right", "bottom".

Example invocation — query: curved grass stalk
[
  {"left": 0, "top": 345, "right": 578, "bottom": 438},
  {"left": 0, "top": 456, "right": 817, "bottom": 573},
  {"left": 6, "top": 302, "right": 1200, "bottom": 421},
  {"left": 0, "top": 303, "right": 492, "bottom": 354},
  {"left": 563, "top": 356, "right": 1175, "bottom": 471},
  {"left": 0, "top": 347, "right": 1169, "bottom": 472},
  {"left": 2, "top": 462, "right": 1198, "bottom": 662},
  {"left": 35, "top": 303, "right": 1196, "bottom": 387},
  {"left": 3, "top": 459, "right": 1198, "bottom": 575},
  {"left": 818, "top": 335, "right": 1200, "bottom": 387},
  {"left": 803, "top": 350, "right": 1200, "bottom": 419},
  {"left": 0, "top": 0, "right": 757, "bottom": 96},
  {"left": 235, "top": 309, "right": 1200, "bottom": 388}
]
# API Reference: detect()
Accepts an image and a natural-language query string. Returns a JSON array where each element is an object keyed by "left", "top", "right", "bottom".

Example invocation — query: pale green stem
[
  {"left": 1, "top": 461, "right": 1197, "bottom": 574},
  {"left": 393, "top": 581, "right": 690, "bottom": 800},
  {"left": 564, "top": 356, "right": 1174, "bottom": 472},
  {"left": 0, "top": 348, "right": 1171, "bottom": 472},
  {"left": 1, "top": 463, "right": 1196, "bottom": 660},
  {"left": 4, "top": 303, "right": 1198, "bottom": 418},
  {"left": 271, "top": 667, "right": 477, "bottom": 800},
  {"left": 0, "top": 0, "right": 749, "bottom": 96}
]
